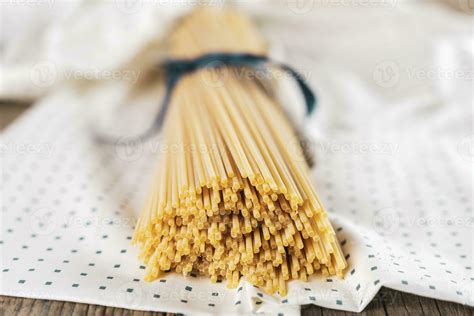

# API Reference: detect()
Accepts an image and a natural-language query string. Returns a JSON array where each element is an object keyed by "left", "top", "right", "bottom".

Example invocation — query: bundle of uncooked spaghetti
[{"left": 132, "top": 8, "right": 346, "bottom": 296}]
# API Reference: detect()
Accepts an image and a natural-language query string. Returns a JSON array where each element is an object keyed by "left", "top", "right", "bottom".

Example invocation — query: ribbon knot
[{"left": 99, "top": 52, "right": 317, "bottom": 144}]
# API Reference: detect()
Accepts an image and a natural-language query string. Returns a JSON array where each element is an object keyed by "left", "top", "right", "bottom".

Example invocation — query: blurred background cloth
[{"left": 1, "top": 0, "right": 472, "bottom": 102}]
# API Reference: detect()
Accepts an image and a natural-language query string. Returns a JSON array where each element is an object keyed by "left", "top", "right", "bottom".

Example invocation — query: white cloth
[{"left": 1, "top": 1, "right": 473, "bottom": 314}]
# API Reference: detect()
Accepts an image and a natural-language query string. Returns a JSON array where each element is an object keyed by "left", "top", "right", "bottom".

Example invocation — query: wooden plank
[
  {"left": 382, "top": 288, "right": 408, "bottom": 316},
  {"left": 400, "top": 291, "right": 424, "bottom": 316},
  {"left": 302, "top": 304, "right": 323, "bottom": 316},
  {"left": 3, "top": 296, "right": 23, "bottom": 315},
  {"left": 61, "top": 301, "right": 77, "bottom": 315},
  {"left": 436, "top": 298, "right": 473, "bottom": 316},
  {"left": 359, "top": 288, "right": 386, "bottom": 316},
  {"left": 418, "top": 295, "right": 441, "bottom": 316},
  {"left": 6, "top": 286, "right": 447, "bottom": 316},
  {"left": 321, "top": 307, "right": 348, "bottom": 316},
  {"left": 46, "top": 300, "right": 66, "bottom": 316},
  {"left": 86, "top": 303, "right": 106, "bottom": 316}
]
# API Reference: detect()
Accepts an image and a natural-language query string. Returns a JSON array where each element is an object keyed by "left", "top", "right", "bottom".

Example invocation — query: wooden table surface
[{"left": 1, "top": 102, "right": 473, "bottom": 316}]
